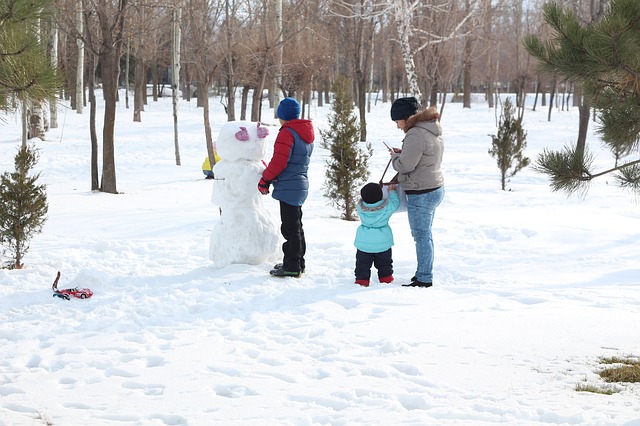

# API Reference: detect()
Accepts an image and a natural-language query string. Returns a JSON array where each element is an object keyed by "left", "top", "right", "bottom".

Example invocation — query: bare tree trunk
[
  {"left": 28, "top": 10, "right": 47, "bottom": 139},
  {"left": 100, "top": 51, "right": 119, "bottom": 194},
  {"left": 203, "top": 90, "right": 216, "bottom": 172},
  {"left": 576, "top": 96, "right": 590, "bottom": 160},
  {"left": 125, "top": 38, "right": 130, "bottom": 109},
  {"left": 151, "top": 59, "right": 158, "bottom": 101},
  {"left": 273, "top": 0, "right": 283, "bottom": 118},
  {"left": 462, "top": 0, "right": 473, "bottom": 109},
  {"left": 29, "top": 103, "right": 46, "bottom": 140},
  {"left": 486, "top": 79, "right": 494, "bottom": 108},
  {"left": 353, "top": 14, "right": 369, "bottom": 142},
  {"left": 225, "top": 0, "right": 235, "bottom": 121},
  {"left": 182, "top": 62, "right": 191, "bottom": 102},
  {"left": 547, "top": 78, "right": 556, "bottom": 122},
  {"left": 356, "top": 72, "right": 367, "bottom": 141},
  {"left": 430, "top": 79, "right": 438, "bottom": 108},
  {"left": 142, "top": 69, "right": 148, "bottom": 106},
  {"left": 48, "top": 11, "right": 58, "bottom": 129},
  {"left": 21, "top": 102, "right": 28, "bottom": 148},
  {"left": 367, "top": 44, "right": 374, "bottom": 113},
  {"left": 349, "top": 5, "right": 375, "bottom": 141},
  {"left": 325, "top": 79, "right": 331, "bottom": 104},
  {"left": 251, "top": 57, "right": 268, "bottom": 122},
  {"left": 89, "top": 50, "right": 99, "bottom": 191},
  {"left": 483, "top": 0, "right": 494, "bottom": 109},
  {"left": 317, "top": 79, "right": 324, "bottom": 107},
  {"left": 226, "top": 77, "right": 235, "bottom": 121},
  {"left": 172, "top": 7, "right": 182, "bottom": 166},
  {"left": 394, "top": 2, "right": 422, "bottom": 102},
  {"left": 195, "top": 81, "right": 205, "bottom": 108},
  {"left": 76, "top": 0, "right": 84, "bottom": 114},
  {"left": 532, "top": 77, "right": 540, "bottom": 111},
  {"left": 133, "top": 55, "right": 144, "bottom": 122},
  {"left": 96, "top": 0, "right": 128, "bottom": 194},
  {"left": 381, "top": 20, "right": 390, "bottom": 104},
  {"left": 514, "top": 0, "right": 525, "bottom": 109},
  {"left": 439, "top": 86, "right": 448, "bottom": 118},
  {"left": 240, "top": 85, "right": 249, "bottom": 120},
  {"left": 462, "top": 44, "right": 471, "bottom": 108}
]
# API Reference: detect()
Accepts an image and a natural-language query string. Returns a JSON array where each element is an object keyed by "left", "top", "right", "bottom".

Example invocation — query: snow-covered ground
[{"left": 0, "top": 91, "right": 638, "bottom": 426}]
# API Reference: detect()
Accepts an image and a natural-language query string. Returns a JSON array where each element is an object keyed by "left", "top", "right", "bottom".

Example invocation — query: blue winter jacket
[
  {"left": 264, "top": 122, "right": 314, "bottom": 206},
  {"left": 354, "top": 190, "right": 400, "bottom": 253}
]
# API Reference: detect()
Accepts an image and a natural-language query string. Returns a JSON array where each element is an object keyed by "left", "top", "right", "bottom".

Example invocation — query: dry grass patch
[
  {"left": 575, "top": 382, "right": 619, "bottom": 395},
  {"left": 574, "top": 354, "right": 639, "bottom": 395},
  {"left": 598, "top": 356, "right": 640, "bottom": 383}
]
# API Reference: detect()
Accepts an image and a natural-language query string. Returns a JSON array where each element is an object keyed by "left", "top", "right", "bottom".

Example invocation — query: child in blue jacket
[{"left": 354, "top": 182, "right": 400, "bottom": 287}]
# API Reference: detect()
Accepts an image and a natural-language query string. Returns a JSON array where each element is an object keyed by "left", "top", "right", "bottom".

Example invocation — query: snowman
[{"left": 209, "top": 121, "right": 281, "bottom": 267}]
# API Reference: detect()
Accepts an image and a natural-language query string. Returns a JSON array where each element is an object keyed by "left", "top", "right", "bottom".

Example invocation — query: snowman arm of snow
[
  {"left": 212, "top": 162, "right": 256, "bottom": 205},
  {"left": 227, "top": 162, "right": 264, "bottom": 197},
  {"left": 262, "top": 130, "right": 294, "bottom": 182}
]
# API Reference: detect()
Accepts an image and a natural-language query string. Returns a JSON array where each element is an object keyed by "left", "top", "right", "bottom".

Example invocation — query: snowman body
[{"left": 209, "top": 121, "right": 281, "bottom": 267}]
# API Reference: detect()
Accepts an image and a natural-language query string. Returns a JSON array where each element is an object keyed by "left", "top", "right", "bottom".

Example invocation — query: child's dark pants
[
  {"left": 280, "top": 201, "right": 306, "bottom": 272},
  {"left": 355, "top": 248, "right": 393, "bottom": 280}
]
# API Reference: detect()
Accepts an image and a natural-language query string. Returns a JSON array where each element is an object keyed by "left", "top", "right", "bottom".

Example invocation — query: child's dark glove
[{"left": 258, "top": 178, "right": 271, "bottom": 195}]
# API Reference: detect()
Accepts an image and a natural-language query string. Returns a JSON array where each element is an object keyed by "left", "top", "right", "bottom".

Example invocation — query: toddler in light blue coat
[{"left": 354, "top": 183, "right": 400, "bottom": 287}]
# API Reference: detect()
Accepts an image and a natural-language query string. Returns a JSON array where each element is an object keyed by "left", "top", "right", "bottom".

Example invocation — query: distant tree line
[
  {"left": 5, "top": 0, "right": 639, "bottom": 196},
  {"left": 47, "top": 0, "right": 566, "bottom": 131}
]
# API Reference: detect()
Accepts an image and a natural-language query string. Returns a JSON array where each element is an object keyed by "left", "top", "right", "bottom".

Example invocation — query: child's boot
[
  {"left": 379, "top": 275, "right": 394, "bottom": 284},
  {"left": 355, "top": 279, "right": 370, "bottom": 287}
]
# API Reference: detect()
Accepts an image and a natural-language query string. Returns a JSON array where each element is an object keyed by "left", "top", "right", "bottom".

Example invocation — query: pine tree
[
  {"left": 0, "top": 0, "right": 59, "bottom": 112},
  {"left": 0, "top": 145, "right": 48, "bottom": 269},
  {"left": 523, "top": 0, "right": 640, "bottom": 195},
  {"left": 489, "top": 98, "right": 530, "bottom": 191},
  {"left": 321, "top": 77, "right": 372, "bottom": 221}
]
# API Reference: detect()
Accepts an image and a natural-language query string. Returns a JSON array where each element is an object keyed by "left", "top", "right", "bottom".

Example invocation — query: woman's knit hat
[
  {"left": 390, "top": 97, "right": 419, "bottom": 121},
  {"left": 361, "top": 182, "right": 383, "bottom": 204},
  {"left": 277, "top": 97, "right": 301, "bottom": 121}
]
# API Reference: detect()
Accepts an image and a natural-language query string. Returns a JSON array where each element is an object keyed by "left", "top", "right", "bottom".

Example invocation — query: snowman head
[{"left": 216, "top": 121, "right": 270, "bottom": 162}]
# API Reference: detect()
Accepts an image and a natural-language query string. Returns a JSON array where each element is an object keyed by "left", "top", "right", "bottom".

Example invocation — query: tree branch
[{"left": 589, "top": 159, "right": 640, "bottom": 180}]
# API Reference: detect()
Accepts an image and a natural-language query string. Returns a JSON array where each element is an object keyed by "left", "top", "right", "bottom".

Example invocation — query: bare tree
[
  {"left": 332, "top": 0, "right": 480, "bottom": 109},
  {"left": 75, "top": 0, "right": 84, "bottom": 114},
  {"left": 330, "top": 0, "right": 377, "bottom": 141},
  {"left": 130, "top": 3, "right": 146, "bottom": 123},
  {"left": 184, "top": 0, "right": 225, "bottom": 168},
  {"left": 462, "top": 0, "right": 490, "bottom": 108},
  {"left": 171, "top": 6, "right": 181, "bottom": 166},
  {"left": 240, "top": 0, "right": 321, "bottom": 121},
  {"left": 47, "top": 7, "right": 59, "bottom": 128},
  {"left": 273, "top": 0, "right": 283, "bottom": 115},
  {"left": 63, "top": 0, "right": 130, "bottom": 194},
  {"left": 222, "top": 0, "right": 240, "bottom": 121},
  {"left": 125, "top": 1, "right": 174, "bottom": 119}
]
